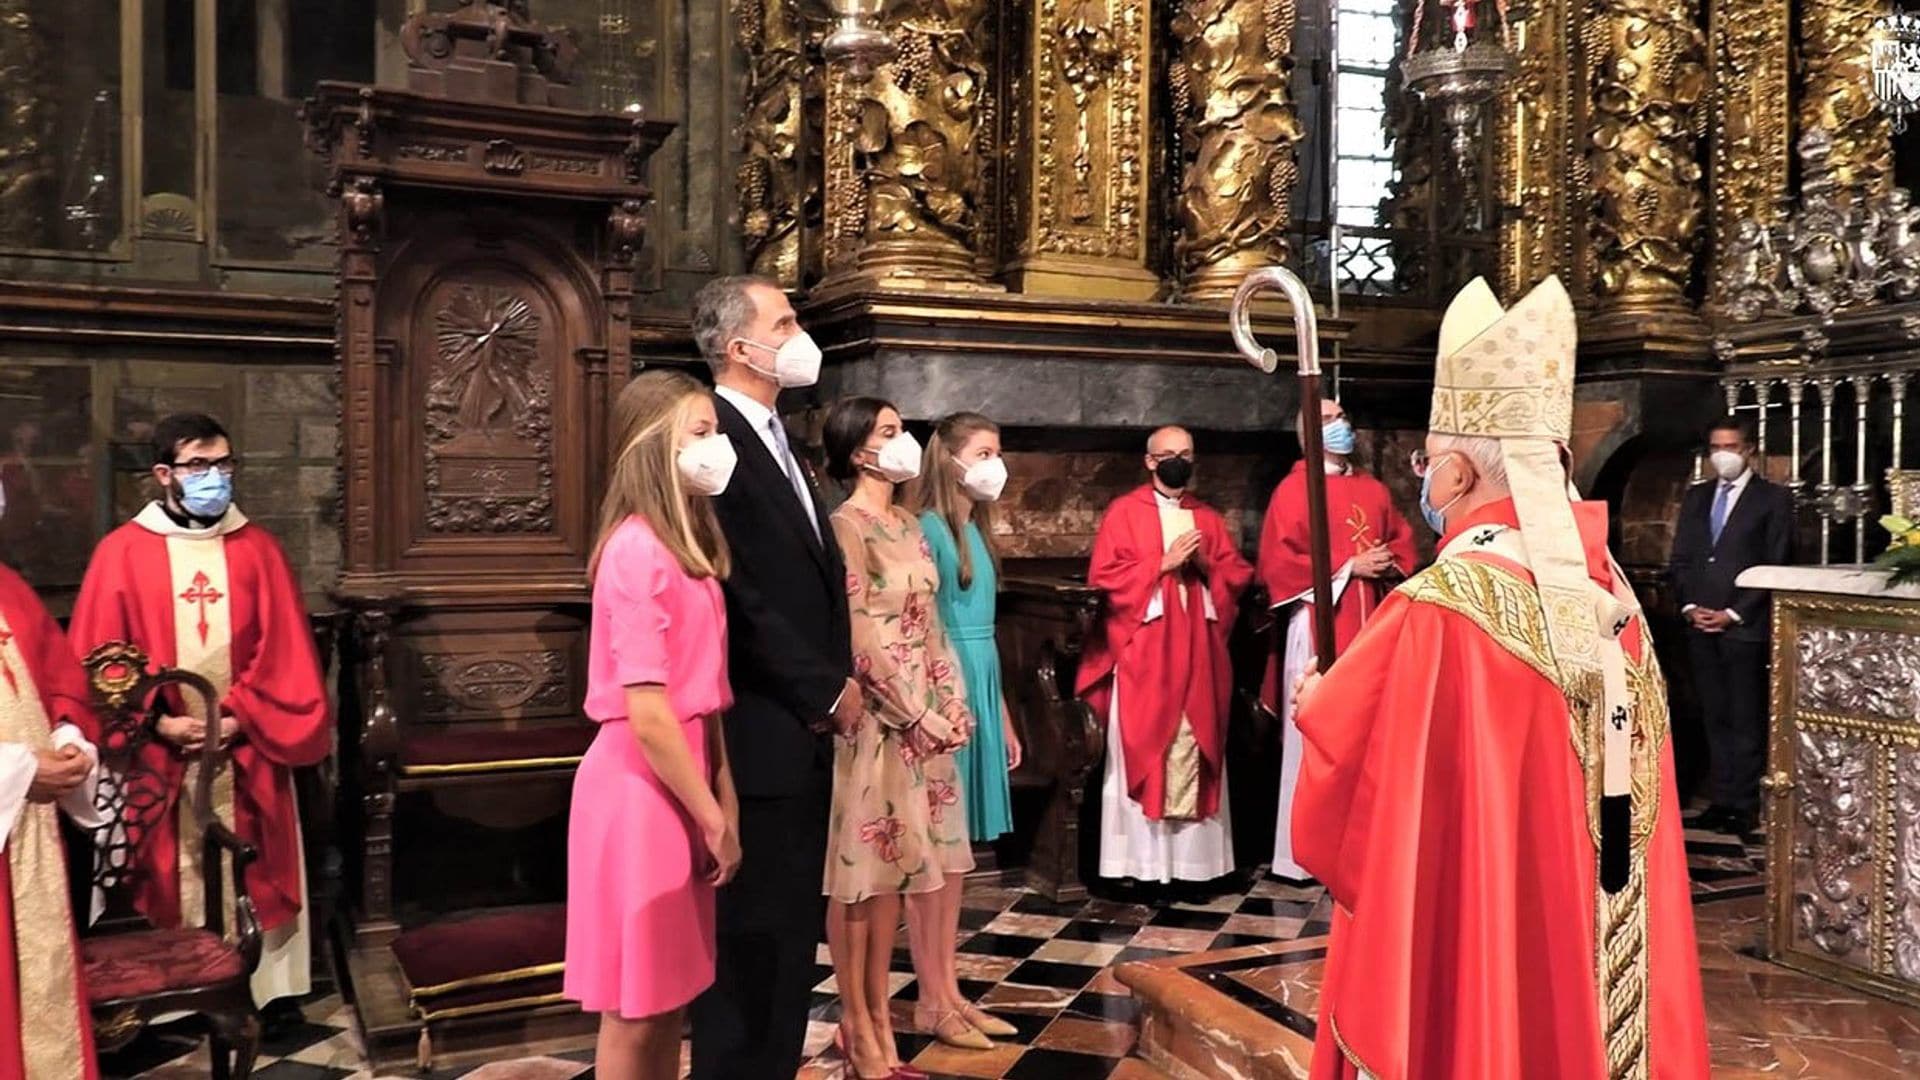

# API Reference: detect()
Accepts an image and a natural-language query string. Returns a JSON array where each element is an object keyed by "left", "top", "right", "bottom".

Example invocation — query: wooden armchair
[{"left": 80, "top": 643, "right": 263, "bottom": 1080}]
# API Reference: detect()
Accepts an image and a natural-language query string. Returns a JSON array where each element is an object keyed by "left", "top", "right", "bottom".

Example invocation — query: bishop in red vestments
[
  {"left": 0, "top": 563, "right": 105, "bottom": 1080},
  {"left": 1256, "top": 397, "right": 1415, "bottom": 880},
  {"left": 1077, "top": 426, "right": 1252, "bottom": 883},
  {"left": 1292, "top": 278, "right": 1709, "bottom": 1080},
  {"left": 69, "top": 413, "right": 329, "bottom": 1009}
]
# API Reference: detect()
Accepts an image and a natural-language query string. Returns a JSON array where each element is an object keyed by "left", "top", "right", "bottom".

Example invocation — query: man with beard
[{"left": 70, "top": 412, "right": 329, "bottom": 1024}]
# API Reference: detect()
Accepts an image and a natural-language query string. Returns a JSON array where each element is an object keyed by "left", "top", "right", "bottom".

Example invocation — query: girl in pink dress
[{"left": 566, "top": 370, "right": 743, "bottom": 1078}]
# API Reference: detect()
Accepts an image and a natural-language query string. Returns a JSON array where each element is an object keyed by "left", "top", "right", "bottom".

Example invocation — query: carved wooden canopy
[{"left": 302, "top": 33, "right": 672, "bottom": 603}]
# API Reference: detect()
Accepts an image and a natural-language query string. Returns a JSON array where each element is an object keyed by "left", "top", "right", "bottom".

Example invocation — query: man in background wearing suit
[
  {"left": 688, "top": 275, "right": 862, "bottom": 1080},
  {"left": 1668, "top": 416, "right": 1793, "bottom": 836}
]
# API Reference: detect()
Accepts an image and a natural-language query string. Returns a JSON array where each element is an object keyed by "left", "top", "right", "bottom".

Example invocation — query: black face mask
[{"left": 1154, "top": 456, "right": 1193, "bottom": 490}]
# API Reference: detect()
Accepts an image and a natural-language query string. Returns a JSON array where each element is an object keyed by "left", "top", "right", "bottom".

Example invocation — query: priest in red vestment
[
  {"left": 69, "top": 412, "right": 329, "bottom": 1013},
  {"left": 0, "top": 561, "right": 106, "bottom": 1080},
  {"left": 1256, "top": 396, "right": 1416, "bottom": 881},
  {"left": 1078, "top": 425, "right": 1253, "bottom": 884},
  {"left": 1291, "top": 277, "right": 1709, "bottom": 1079}
]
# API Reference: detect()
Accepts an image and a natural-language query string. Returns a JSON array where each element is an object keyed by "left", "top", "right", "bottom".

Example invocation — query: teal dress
[{"left": 919, "top": 512, "right": 1015, "bottom": 840}]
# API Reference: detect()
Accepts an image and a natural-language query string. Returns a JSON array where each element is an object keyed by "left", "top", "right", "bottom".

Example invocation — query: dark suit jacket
[
  {"left": 1667, "top": 473, "right": 1794, "bottom": 642},
  {"left": 710, "top": 393, "right": 852, "bottom": 798}
]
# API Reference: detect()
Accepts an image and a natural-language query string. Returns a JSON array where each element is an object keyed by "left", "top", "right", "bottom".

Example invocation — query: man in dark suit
[
  {"left": 688, "top": 275, "right": 861, "bottom": 1080},
  {"left": 1668, "top": 416, "right": 1793, "bottom": 835}
]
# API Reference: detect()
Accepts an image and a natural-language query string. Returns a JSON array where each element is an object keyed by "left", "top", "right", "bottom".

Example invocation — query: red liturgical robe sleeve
[
  {"left": 219, "top": 530, "right": 329, "bottom": 768},
  {"left": 69, "top": 521, "right": 326, "bottom": 931}
]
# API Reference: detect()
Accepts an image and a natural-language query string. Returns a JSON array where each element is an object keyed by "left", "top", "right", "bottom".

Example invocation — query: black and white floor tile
[{"left": 107, "top": 818, "right": 1766, "bottom": 1080}]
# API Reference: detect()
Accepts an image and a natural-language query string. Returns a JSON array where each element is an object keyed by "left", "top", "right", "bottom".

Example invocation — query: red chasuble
[
  {"left": 69, "top": 506, "right": 328, "bottom": 931},
  {"left": 1076, "top": 485, "right": 1252, "bottom": 822},
  {"left": 1292, "top": 498, "right": 1709, "bottom": 1080},
  {"left": 1255, "top": 462, "right": 1416, "bottom": 707},
  {"left": 0, "top": 566, "right": 100, "bottom": 1080}
]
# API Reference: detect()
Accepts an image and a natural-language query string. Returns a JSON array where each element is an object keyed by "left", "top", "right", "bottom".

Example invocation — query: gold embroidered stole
[
  {"left": 1155, "top": 501, "right": 1202, "bottom": 820},
  {"left": 164, "top": 535, "right": 238, "bottom": 935},
  {"left": 1397, "top": 551, "right": 1667, "bottom": 1080},
  {"left": 0, "top": 614, "right": 87, "bottom": 1080}
]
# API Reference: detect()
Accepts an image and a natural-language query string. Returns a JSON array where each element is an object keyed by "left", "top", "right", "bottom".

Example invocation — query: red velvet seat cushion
[
  {"left": 82, "top": 928, "right": 246, "bottom": 1001},
  {"left": 400, "top": 724, "right": 595, "bottom": 770},
  {"left": 392, "top": 904, "right": 567, "bottom": 1001}
]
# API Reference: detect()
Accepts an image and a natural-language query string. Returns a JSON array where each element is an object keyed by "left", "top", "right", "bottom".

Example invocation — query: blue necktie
[
  {"left": 1709, "top": 481, "right": 1731, "bottom": 545},
  {"left": 769, "top": 416, "right": 820, "bottom": 540}
]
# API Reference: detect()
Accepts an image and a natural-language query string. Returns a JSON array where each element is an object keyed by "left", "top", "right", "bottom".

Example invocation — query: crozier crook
[{"left": 1230, "top": 267, "right": 1337, "bottom": 670}]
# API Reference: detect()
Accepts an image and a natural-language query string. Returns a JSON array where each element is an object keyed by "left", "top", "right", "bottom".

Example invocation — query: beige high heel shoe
[
  {"left": 959, "top": 1002, "right": 1017, "bottom": 1038},
  {"left": 913, "top": 1006, "right": 993, "bottom": 1050}
]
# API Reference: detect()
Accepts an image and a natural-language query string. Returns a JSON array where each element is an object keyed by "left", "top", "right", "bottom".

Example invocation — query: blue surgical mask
[
  {"left": 1418, "top": 454, "right": 1463, "bottom": 535},
  {"left": 1321, "top": 418, "right": 1355, "bottom": 456},
  {"left": 178, "top": 470, "right": 233, "bottom": 520}
]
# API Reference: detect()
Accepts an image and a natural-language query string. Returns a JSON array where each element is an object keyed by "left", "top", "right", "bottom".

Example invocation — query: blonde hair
[
  {"left": 907, "top": 411, "right": 1002, "bottom": 589},
  {"left": 590, "top": 370, "right": 732, "bottom": 581}
]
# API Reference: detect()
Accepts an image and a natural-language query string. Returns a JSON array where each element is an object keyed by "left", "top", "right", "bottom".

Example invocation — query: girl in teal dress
[{"left": 912, "top": 412, "right": 1022, "bottom": 842}]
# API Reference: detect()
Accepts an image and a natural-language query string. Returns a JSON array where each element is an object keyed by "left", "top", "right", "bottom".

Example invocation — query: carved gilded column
[
  {"left": 819, "top": 0, "right": 998, "bottom": 290},
  {"left": 1798, "top": 0, "right": 1893, "bottom": 196},
  {"left": 1707, "top": 0, "right": 1790, "bottom": 307},
  {"left": 0, "top": 0, "right": 51, "bottom": 249},
  {"left": 735, "top": 0, "right": 818, "bottom": 287},
  {"left": 1499, "top": 0, "right": 1579, "bottom": 296},
  {"left": 1582, "top": 0, "right": 1707, "bottom": 322},
  {"left": 1169, "top": 0, "right": 1302, "bottom": 305},
  {"left": 1003, "top": 0, "right": 1158, "bottom": 301}
]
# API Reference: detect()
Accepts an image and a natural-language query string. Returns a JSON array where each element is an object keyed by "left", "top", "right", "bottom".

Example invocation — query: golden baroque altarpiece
[{"left": 724, "top": 0, "right": 1897, "bottom": 333}]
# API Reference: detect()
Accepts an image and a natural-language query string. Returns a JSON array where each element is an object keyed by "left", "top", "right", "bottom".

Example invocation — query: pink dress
[{"left": 564, "top": 515, "right": 731, "bottom": 1019}]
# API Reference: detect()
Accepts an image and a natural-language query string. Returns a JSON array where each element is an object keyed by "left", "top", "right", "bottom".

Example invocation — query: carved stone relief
[
  {"left": 423, "top": 283, "right": 556, "bottom": 534},
  {"left": 1791, "top": 728, "right": 1876, "bottom": 966},
  {"left": 1795, "top": 624, "right": 1920, "bottom": 720}
]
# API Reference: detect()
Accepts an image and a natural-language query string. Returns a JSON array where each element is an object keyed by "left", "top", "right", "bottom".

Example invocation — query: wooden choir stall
[{"left": 303, "top": 2, "right": 671, "bottom": 1065}]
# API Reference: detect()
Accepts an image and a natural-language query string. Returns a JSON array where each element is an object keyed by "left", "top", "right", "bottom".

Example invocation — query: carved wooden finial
[{"left": 400, "top": 1, "right": 581, "bottom": 107}]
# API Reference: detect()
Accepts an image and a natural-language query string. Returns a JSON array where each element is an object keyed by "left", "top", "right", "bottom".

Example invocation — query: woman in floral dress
[{"left": 823, "top": 397, "right": 980, "bottom": 1078}]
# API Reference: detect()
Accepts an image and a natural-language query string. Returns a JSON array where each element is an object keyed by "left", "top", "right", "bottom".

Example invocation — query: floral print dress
[{"left": 824, "top": 502, "right": 977, "bottom": 903}]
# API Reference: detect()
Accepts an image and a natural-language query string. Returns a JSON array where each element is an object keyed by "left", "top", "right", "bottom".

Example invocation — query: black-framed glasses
[
  {"left": 1147, "top": 450, "right": 1195, "bottom": 463},
  {"left": 169, "top": 456, "right": 239, "bottom": 477}
]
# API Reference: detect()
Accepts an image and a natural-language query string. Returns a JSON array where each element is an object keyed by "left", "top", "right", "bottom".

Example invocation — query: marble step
[{"left": 1116, "top": 936, "right": 1327, "bottom": 1080}]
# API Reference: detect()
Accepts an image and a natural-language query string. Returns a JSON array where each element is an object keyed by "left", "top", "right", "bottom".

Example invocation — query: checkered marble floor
[{"left": 107, "top": 816, "right": 1767, "bottom": 1080}]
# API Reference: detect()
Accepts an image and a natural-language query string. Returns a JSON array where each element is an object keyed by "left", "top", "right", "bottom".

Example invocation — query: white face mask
[
  {"left": 1709, "top": 449, "right": 1746, "bottom": 481},
  {"left": 677, "top": 433, "right": 739, "bottom": 496},
  {"left": 868, "top": 431, "right": 922, "bottom": 483},
  {"left": 736, "top": 331, "right": 823, "bottom": 389},
  {"left": 956, "top": 455, "right": 1007, "bottom": 502}
]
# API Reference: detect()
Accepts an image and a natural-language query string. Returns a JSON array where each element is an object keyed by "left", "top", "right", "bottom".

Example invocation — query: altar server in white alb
[{"left": 70, "top": 412, "right": 330, "bottom": 1013}]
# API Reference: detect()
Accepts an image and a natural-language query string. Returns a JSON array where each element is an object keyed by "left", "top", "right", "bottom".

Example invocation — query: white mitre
[{"left": 1431, "top": 274, "right": 1640, "bottom": 813}]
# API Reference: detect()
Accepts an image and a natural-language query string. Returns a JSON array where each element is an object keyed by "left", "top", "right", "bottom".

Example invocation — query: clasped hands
[
  {"left": 1160, "top": 529, "right": 1205, "bottom": 574},
  {"left": 28, "top": 744, "right": 90, "bottom": 803},
  {"left": 1687, "top": 607, "right": 1734, "bottom": 633},
  {"left": 156, "top": 713, "right": 241, "bottom": 754},
  {"left": 1350, "top": 542, "right": 1396, "bottom": 580}
]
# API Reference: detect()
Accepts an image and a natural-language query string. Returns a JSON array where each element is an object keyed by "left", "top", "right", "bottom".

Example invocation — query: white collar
[
  {"left": 1719, "top": 468, "right": 1753, "bottom": 491},
  {"left": 132, "top": 501, "right": 249, "bottom": 539},
  {"left": 1324, "top": 458, "right": 1350, "bottom": 476},
  {"left": 714, "top": 383, "right": 777, "bottom": 431},
  {"left": 1153, "top": 488, "right": 1184, "bottom": 508}
]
